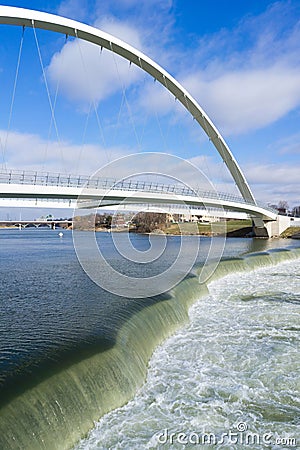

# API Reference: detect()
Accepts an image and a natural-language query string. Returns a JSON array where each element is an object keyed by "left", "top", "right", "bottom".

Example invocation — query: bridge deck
[{"left": 0, "top": 170, "right": 277, "bottom": 220}]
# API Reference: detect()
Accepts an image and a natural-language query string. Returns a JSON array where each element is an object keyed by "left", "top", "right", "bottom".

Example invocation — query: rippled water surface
[
  {"left": 76, "top": 258, "right": 300, "bottom": 449},
  {"left": 0, "top": 228, "right": 299, "bottom": 449}
]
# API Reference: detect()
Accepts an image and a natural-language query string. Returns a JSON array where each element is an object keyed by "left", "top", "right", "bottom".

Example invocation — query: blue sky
[{"left": 0, "top": 0, "right": 299, "bottom": 218}]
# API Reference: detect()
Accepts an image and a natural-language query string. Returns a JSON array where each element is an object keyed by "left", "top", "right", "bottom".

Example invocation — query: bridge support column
[
  {"left": 252, "top": 217, "right": 269, "bottom": 238},
  {"left": 265, "top": 216, "right": 291, "bottom": 238},
  {"left": 252, "top": 216, "right": 291, "bottom": 238}
]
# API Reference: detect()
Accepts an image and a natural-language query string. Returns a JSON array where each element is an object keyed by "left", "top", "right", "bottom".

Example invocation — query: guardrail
[{"left": 0, "top": 169, "right": 277, "bottom": 214}]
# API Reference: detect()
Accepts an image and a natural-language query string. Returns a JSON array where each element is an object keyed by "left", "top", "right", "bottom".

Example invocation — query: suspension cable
[
  {"left": 110, "top": 55, "right": 128, "bottom": 150},
  {"left": 173, "top": 80, "right": 217, "bottom": 191},
  {"left": 111, "top": 42, "right": 142, "bottom": 152},
  {"left": 137, "top": 74, "right": 150, "bottom": 148},
  {"left": 75, "top": 100, "right": 93, "bottom": 175},
  {"left": 32, "top": 20, "right": 67, "bottom": 174},
  {"left": 1, "top": 26, "right": 25, "bottom": 172},
  {"left": 42, "top": 33, "right": 68, "bottom": 172},
  {"left": 75, "top": 31, "right": 110, "bottom": 166},
  {"left": 112, "top": 87, "right": 126, "bottom": 146},
  {"left": 0, "top": 136, "right": 4, "bottom": 171}
]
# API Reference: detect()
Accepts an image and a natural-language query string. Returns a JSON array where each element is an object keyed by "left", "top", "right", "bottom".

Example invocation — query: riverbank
[
  {"left": 3, "top": 221, "right": 300, "bottom": 239},
  {"left": 88, "top": 219, "right": 253, "bottom": 237},
  {"left": 280, "top": 226, "right": 300, "bottom": 238},
  {"left": 162, "top": 219, "right": 252, "bottom": 237}
]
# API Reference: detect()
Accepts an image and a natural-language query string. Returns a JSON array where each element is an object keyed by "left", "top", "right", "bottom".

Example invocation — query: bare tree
[
  {"left": 132, "top": 212, "right": 167, "bottom": 233},
  {"left": 277, "top": 200, "right": 289, "bottom": 214}
]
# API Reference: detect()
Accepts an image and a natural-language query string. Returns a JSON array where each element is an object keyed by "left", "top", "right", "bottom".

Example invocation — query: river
[{"left": 0, "top": 228, "right": 299, "bottom": 449}]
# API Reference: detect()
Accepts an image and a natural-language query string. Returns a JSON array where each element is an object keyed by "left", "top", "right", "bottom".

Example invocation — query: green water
[
  {"left": 0, "top": 229, "right": 299, "bottom": 449},
  {"left": 76, "top": 251, "right": 300, "bottom": 450}
]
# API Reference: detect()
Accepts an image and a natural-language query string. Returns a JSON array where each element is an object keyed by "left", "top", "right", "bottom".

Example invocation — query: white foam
[{"left": 75, "top": 259, "right": 300, "bottom": 449}]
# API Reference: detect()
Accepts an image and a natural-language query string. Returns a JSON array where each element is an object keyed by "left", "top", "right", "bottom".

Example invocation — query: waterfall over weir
[{"left": 0, "top": 246, "right": 299, "bottom": 450}]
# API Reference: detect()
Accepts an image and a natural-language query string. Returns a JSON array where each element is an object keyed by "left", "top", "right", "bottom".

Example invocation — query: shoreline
[{"left": 1, "top": 223, "right": 300, "bottom": 238}]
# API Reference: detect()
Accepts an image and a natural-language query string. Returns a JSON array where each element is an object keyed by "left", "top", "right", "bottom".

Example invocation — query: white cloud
[
  {"left": 46, "top": 18, "right": 143, "bottom": 105},
  {"left": 104, "top": 0, "right": 172, "bottom": 8},
  {"left": 183, "top": 65, "right": 300, "bottom": 135},
  {"left": 1, "top": 129, "right": 298, "bottom": 207},
  {"left": 138, "top": 80, "right": 183, "bottom": 116},
  {"left": 272, "top": 132, "right": 300, "bottom": 156},
  {"left": 245, "top": 163, "right": 300, "bottom": 206},
  {"left": 245, "top": 163, "right": 300, "bottom": 185},
  {"left": 253, "top": 183, "right": 299, "bottom": 207},
  {"left": 49, "top": 0, "right": 176, "bottom": 108},
  {"left": 4, "top": 1, "right": 299, "bottom": 208},
  {"left": 138, "top": 63, "right": 300, "bottom": 137},
  {"left": 48, "top": 0, "right": 300, "bottom": 140},
  {"left": 0, "top": 129, "right": 130, "bottom": 174},
  {"left": 135, "top": 1, "right": 300, "bottom": 136},
  {"left": 57, "top": 0, "right": 89, "bottom": 21},
  {"left": 180, "top": 3, "right": 300, "bottom": 136},
  {"left": 93, "top": 16, "right": 144, "bottom": 51},
  {"left": 0, "top": 128, "right": 231, "bottom": 189}
]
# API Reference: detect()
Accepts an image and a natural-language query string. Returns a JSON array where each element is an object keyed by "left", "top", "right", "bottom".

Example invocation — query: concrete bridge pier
[
  {"left": 252, "top": 217, "right": 269, "bottom": 238},
  {"left": 252, "top": 216, "right": 291, "bottom": 238},
  {"left": 264, "top": 215, "right": 291, "bottom": 238}
]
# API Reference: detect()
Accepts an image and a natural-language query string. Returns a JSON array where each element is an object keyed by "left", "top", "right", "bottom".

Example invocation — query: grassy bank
[
  {"left": 280, "top": 227, "right": 300, "bottom": 239},
  {"left": 164, "top": 219, "right": 252, "bottom": 236}
]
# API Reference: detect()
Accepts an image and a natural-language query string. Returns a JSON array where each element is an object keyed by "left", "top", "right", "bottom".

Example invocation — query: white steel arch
[{"left": 0, "top": 5, "right": 256, "bottom": 204}]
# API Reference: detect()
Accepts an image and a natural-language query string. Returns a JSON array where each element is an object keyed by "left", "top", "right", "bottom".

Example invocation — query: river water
[
  {"left": 76, "top": 256, "right": 300, "bottom": 449},
  {"left": 0, "top": 228, "right": 299, "bottom": 449}
]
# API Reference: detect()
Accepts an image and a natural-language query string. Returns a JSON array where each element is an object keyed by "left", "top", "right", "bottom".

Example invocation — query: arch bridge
[{"left": 0, "top": 6, "right": 286, "bottom": 237}]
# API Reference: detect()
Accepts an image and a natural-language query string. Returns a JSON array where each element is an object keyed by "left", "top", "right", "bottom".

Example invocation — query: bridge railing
[{"left": 0, "top": 170, "right": 277, "bottom": 214}]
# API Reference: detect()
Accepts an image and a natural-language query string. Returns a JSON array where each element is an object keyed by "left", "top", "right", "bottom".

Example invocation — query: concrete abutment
[{"left": 252, "top": 215, "right": 292, "bottom": 238}]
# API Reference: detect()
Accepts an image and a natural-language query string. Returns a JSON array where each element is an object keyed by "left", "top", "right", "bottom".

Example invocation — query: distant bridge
[{"left": 0, "top": 218, "right": 72, "bottom": 229}]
